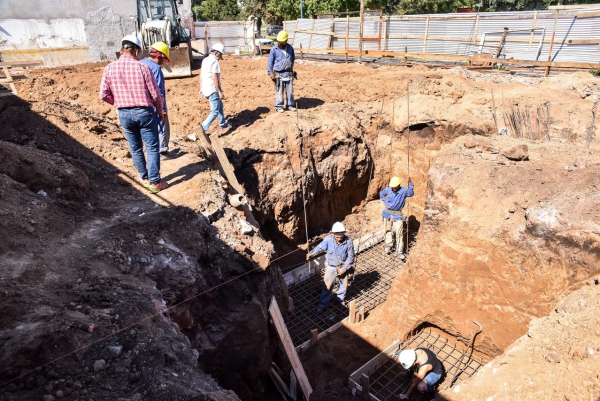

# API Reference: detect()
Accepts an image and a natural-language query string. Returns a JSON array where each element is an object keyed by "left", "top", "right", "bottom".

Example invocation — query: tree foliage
[{"left": 193, "top": 0, "right": 240, "bottom": 21}]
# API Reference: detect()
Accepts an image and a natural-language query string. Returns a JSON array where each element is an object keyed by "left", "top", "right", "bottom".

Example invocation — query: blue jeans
[
  {"left": 275, "top": 78, "right": 294, "bottom": 109},
  {"left": 318, "top": 265, "right": 348, "bottom": 309},
  {"left": 202, "top": 92, "right": 226, "bottom": 130},
  {"left": 118, "top": 107, "right": 161, "bottom": 184},
  {"left": 423, "top": 371, "right": 442, "bottom": 392}
]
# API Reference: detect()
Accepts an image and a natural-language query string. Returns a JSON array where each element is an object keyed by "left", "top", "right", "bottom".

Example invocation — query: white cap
[
  {"left": 121, "top": 34, "right": 141, "bottom": 49},
  {"left": 399, "top": 349, "right": 416, "bottom": 370},
  {"left": 331, "top": 222, "right": 345, "bottom": 233},
  {"left": 211, "top": 43, "right": 225, "bottom": 54}
]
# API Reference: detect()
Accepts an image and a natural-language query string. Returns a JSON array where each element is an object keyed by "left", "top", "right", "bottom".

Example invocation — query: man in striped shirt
[{"left": 99, "top": 35, "right": 168, "bottom": 194}]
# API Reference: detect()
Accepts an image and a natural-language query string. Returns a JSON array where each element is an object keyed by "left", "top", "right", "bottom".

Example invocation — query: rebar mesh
[
  {"left": 365, "top": 329, "right": 486, "bottom": 401},
  {"left": 285, "top": 240, "right": 404, "bottom": 346}
]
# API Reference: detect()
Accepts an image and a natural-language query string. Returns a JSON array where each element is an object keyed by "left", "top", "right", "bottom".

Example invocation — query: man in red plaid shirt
[{"left": 99, "top": 35, "right": 168, "bottom": 194}]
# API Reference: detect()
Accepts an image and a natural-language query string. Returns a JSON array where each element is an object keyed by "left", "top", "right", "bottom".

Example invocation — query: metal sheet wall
[
  {"left": 194, "top": 21, "right": 248, "bottom": 53},
  {"left": 284, "top": 9, "right": 600, "bottom": 63}
]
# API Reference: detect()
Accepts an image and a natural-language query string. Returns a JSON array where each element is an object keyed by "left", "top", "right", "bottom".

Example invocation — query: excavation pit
[
  {"left": 283, "top": 235, "right": 404, "bottom": 347},
  {"left": 348, "top": 328, "right": 487, "bottom": 401}
]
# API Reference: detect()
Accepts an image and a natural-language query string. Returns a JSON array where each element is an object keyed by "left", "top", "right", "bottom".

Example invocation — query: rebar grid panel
[
  {"left": 349, "top": 329, "right": 486, "bottom": 401},
  {"left": 285, "top": 241, "right": 404, "bottom": 346}
]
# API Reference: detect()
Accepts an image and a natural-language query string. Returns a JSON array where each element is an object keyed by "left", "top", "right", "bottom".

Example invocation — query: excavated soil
[{"left": 1, "top": 55, "right": 600, "bottom": 401}]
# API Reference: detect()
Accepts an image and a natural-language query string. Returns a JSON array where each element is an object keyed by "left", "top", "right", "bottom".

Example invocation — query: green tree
[{"left": 195, "top": 0, "right": 240, "bottom": 21}]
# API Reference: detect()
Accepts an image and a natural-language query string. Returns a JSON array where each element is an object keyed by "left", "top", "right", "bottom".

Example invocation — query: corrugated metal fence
[
  {"left": 194, "top": 21, "right": 250, "bottom": 54},
  {"left": 284, "top": 9, "right": 600, "bottom": 64}
]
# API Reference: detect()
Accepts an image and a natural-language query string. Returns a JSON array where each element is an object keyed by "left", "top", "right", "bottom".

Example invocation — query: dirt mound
[
  {"left": 443, "top": 279, "right": 600, "bottom": 400},
  {"left": 383, "top": 134, "right": 600, "bottom": 356},
  {"left": 0, "top": 141, "right": 89, "bottom": 199}
]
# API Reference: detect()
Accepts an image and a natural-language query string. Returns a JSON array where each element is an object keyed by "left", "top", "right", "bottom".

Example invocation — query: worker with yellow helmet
[
  {"left": 267, "top": 30, "right": 296, "bottom": 113},
  {"left": 380, "top": 175, "right": 414, "bottom": 259},
  {"left": 140, "top": 42, "right": 172, "bottom": 159}
]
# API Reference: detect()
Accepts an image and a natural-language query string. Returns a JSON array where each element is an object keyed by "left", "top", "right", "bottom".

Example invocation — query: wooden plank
[
  {"left": 549, "top": 3, "right": 600, "bottom": 10},
  {"left": 310, "top": 329, "right": 319, "bottom": 345},
  {"left": 0, "top": 60, "right": 44, "bottom": 68},
  {"left": 349, "top": 341, "right": 400, "bottom": 383},
  {"left": 348, "top": 300, "right": 356, "bottom": 324},
  {"left": 289, "top": 371, "right": 297, "bottom": 401},
  {"left": 291, "top": 29, "right": 334, "bottom": 36},
  {"left": 361, "top": 374, "right": 370, "bottom": 400},
  {"left": 357, "top": 306, "right": 365, "bottom": 322},
  {"left": 423, "top": 16, "right": 430, "bottom": 53},
  {"left": 269, "top": 297, "right": 313, "bottom": 401},
  {"left": 529, "top": 11, "right": 538, "bottom": 49},
  {"left": 209, "top": 134, "right": 263, "bottom": 236},
  {"left": 269, "top": 368, "right": 291, "bottom": 400},
  {"left": 377, "top": 14, "right": 382, "bottom": 51},
  {"left": 545, "top": 10, "right": 559, "bottom": 77},
  {"left": 358, "top": 0, "right": 365, "bottom": 63},
  {"left": 307, "top": 19, "right": 316, "bottom": 50},
  {"left": 576, "top": 10, "right": 600, "bottom": 18},
  {"left": 473, "top": 14, "right": 480, "bottom": 45}
]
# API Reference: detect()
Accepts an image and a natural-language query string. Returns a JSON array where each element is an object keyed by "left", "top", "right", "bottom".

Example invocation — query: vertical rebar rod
[
  {"left": 586, "top": 101, "right": 598, "bottom": 150},
  {"left": 405, "top": 81, "right": 410, "bottom": 254},
  {"left": 296, "top": 104, "right": 311, "bottom": 272},
  {"left": 545, "top": 102, "right": 551, "bottom": 142},
  {"left": 491, "top": 89, "right": 498, "bottom": 133}
]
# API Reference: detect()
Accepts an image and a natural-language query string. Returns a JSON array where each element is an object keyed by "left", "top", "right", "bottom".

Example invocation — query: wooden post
[
  {"left": 423, "top": 16, "right": 430, "bottom": 54},
  {"left": 346, "top": 15, "right": 350, "bottom": 63},
  {"left": 361, "top": 374, "right": 370, "bottom": 400},
  {"left": 358, "top": 0, "right": 365, "bottom": 63},
  {"left": 300, "top": 43, "right": 304, "bottom": 60},
  {"left": 529, "top": 11, "right": 538, "bottom": 49},
  {"left": 204, "top": 24, "right": 209, "bottom": 54},
  {"left": 310, "top": 329, "right": 319, "bottom": 345},
  {"left": 308, "top": 19, "right": 316, "bottom": 50},
  {"left": 357, "top": 306, "right": 365, "bottom": 322},
  {"left": 290, "top": 371, "right": 298, "bottom": 401},
  {"left": 269, "top": 297, "right": 313, "bottom": 401},
  {"left": 377, "top": 12, "right": 382, "bottom": 51},
  {"left": 404, "top": 46, "right": 408, "bottom": 65},
  {"left": 349, "top": 300, "right": 357, "bottom": 323},
  {"left": 328, "top": 17, "right": 334, "bottom": 49},
  {"left": 473, "top": 14, "right": 480, "bottom": 45},
  {"left": 545, "top": 10, "right": 558, "bottom": 77}
]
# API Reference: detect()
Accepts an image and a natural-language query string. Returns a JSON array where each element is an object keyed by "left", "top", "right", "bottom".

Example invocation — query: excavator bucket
[{"left": 140, "top": 42, "right": 192, "bottom": 79}]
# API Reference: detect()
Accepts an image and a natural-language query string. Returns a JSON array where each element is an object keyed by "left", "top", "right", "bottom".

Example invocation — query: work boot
[
  {"left": 397, "top": 252, "right": 406, "bottom": 260},
  {"left": 385, "top": 246, "right": 392, "bottom": 254},
  {"left": 287, "top": 106, "right": 297, "bottom": 112},
  {"left": 315, "top": 306, "right": 324, "bottom": 314},
  {"left": 275, "top": 107, "right": 285, "bottom": 113}
]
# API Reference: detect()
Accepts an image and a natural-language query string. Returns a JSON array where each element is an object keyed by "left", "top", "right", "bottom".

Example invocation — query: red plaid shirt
[{"left": 99, "top": 55, "right": 164, "bottom": 112}]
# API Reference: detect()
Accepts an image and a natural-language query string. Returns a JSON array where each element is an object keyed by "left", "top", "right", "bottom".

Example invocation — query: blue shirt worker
[
  {"left": 380, "top": 176, "right": 414, "bottom": 259},
  {"left": 267, "top": 30, "right": 295, "bottom": 113},
  {"left": 307, "top": 222, "right": 355, "bottom": 314},
  {"left": 140, "top": 42, "right": 171, "bottom": 158}
]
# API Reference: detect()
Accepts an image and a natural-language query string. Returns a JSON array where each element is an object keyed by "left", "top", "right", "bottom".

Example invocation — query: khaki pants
[{"left": 383, "top": 217, "right": 404, "bottom": 254}]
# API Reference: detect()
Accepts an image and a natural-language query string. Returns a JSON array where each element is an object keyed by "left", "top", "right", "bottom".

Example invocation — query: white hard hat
[
  {"left": 398, "top": 349, "right": 416, "bottom": 370},
  {"left": 331, "top": 222, "right": 345, "bottom": 233},
  {"left": 121, "top": 34, "right": 141, "bottom": 49},
  {"left": 211, "top": 43, "right": 225, "bottom": 54}
]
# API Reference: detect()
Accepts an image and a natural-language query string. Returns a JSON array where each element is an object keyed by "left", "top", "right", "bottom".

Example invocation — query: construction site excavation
[{"left": 3, "top": 6, "right": 600, "bottom": 401}]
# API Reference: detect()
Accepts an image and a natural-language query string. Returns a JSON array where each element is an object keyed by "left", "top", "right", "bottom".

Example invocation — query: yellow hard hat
[
  {"left": 277, "top": 30, "right": 289, "bottom": 42},
  {"left": 389, "top": 176, "right": 401, "bottom": 188},
  {"left": 150, "top": 42, "right": 170, "bottom": 61}
]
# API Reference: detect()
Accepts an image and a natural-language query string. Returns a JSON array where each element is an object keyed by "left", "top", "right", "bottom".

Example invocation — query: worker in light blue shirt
[
  {"left": 307, "top": 222, "right": 355, "bottom": 314},
  {"left": 140, "top": 42, "right": 171, "bottom": 158},
  {"left": 380, "top": 176, "right": 414, "bottom": 259},
  {"left": 267, "top": 30, "right": 295, "bottom": 113}
]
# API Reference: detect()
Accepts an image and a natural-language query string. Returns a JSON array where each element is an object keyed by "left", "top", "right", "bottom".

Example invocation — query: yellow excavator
[{"left": 135, "top": 0, "right": 195, "bottom": 78}]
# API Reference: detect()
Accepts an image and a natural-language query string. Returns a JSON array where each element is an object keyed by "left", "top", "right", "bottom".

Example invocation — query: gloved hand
[{"left": 337, "top": 268, "right": 345, "bottom": 276}]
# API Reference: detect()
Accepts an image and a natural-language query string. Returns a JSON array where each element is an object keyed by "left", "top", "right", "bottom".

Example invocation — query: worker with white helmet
[
  {"left": 99, "top": 35, "right": 168, "bottom": 194},
  {"left": 140, "top": 42, "right": 172, "bottom": 159},
  {"left": 380, "top": 175, "right": 414, "bottom": 259},
  {"left": 200, "top": 43, "right": 232, "bottom": 132},
  {"left": 267, "top": 30, "right": 296, "bottom": 113},
  {"left": 307, "top": 222, "right": 355, "bottom": 314},
  {"left": 396, "top": 348, "right": 444, "bottom": 399}
]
